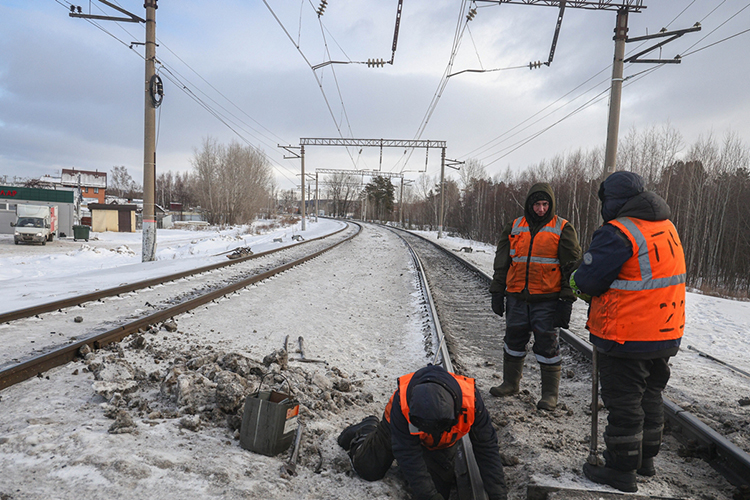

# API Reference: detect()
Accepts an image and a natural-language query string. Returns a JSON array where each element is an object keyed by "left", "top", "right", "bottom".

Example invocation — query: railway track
[
  {"left": 0, "top": 222, "right": 359, "bottom": 390},
  {"left": 0, "top": 221, "right": 747, "bottom": 499},
  {"left": 394, "top": 227, "right": 750, "bottom": 499},
  {"left": 0, "top": 224, "right": 348, "bottom": 324}
]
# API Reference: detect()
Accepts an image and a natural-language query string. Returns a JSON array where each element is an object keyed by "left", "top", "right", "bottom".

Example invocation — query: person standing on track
[
  {"left": 337, "top": 364, "right": 507, "bottom": 500},
  {"left": 489, "top": 182, "right": 581, "bottom": 410},
  {"left": 571, "top": 171, "right": 686, "bottom": 493}
]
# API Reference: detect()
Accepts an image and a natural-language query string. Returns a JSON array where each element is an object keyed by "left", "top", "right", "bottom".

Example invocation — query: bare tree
[
  {"left": 326, "top": 172, "right": 359, "bottom": 217},
  {"left": 109, "top": 166, "right": 139, "bottom": 199},
  {"left": 191, "top": 137, "right": 272, "bottom": 225}
]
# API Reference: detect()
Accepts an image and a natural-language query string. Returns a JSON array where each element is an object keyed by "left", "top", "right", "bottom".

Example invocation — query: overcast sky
[{"left": 1, "top": 1, "right": 748, "bottom": 192}]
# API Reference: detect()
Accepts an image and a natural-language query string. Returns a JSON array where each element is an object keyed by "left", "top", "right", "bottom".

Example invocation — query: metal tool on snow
[
  {"left": 280, "top": 423, "right": 305, "bottom": 477},
  {"left": 298, "top": 336, "right": 307, "bottom": 360},
  {"left": 588, "top": 349, "right": 603, "bottom": 466},
  {"left": 286, "top": 335, "right": 326, "bottom": 364}
]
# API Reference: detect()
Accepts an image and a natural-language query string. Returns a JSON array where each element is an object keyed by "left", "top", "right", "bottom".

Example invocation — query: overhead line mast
[
  {"left": 475, "top": 0, "right": 697, "bottom": 179},
  {"left": 298, "top": 138, "right": 454, "bottom": 236},
  {"left": 69, "top": 0, "right": 161, "bottom": 262}
]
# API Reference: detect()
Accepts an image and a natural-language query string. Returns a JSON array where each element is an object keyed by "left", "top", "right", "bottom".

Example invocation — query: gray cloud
[{"left": 1, "top": 1, "right": 747, "bottom": 189}]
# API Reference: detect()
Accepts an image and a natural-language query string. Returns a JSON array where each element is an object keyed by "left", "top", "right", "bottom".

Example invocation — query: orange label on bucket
[{"left": 286, "top": 405, "right": 299, "bottom": 419}]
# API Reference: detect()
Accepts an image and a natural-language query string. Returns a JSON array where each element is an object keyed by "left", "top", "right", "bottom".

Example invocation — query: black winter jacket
[
  {"left": 575, "top": 171, "right": 682, "bottom": 358},
  {"left": 389, "top": 365, "right": 507, "bottom": 500}
]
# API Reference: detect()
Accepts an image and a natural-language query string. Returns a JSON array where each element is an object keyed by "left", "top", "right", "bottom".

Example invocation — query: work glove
[
  {"left": 491, "top": 293, "right": 505, "bottom": 317},
  {"left": 569, "top": 271, "right": 591, "bottom": 303},
  {"left": 553, "top": 299, "right": 573, "bottom": 328}
]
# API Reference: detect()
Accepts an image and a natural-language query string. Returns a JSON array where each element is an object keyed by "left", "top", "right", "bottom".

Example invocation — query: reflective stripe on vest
[
  {"left": 506, "top": 215, "right": 566, "bottom": 294},
  {"left": 587, "top": 217, "right": 686, "bottom": 343},
  {"left": 384, "top": 372, "right": 476, "bottom": 450}
]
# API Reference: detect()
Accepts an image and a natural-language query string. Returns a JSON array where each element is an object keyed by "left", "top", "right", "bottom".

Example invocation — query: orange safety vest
[
  {"left": 587, "top": 217, "right": 686, "bottom": 343},
  {"left": 384, "top": 372, "right": 475, "bottom": 450},
  {"left": 506, "top": 215, "right": 567, "bottom": 294}
]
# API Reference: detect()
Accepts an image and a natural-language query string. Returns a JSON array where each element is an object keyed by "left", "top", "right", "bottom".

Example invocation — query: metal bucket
[{"left": 240, "top": 374, "right": 299, "bottom": 457}]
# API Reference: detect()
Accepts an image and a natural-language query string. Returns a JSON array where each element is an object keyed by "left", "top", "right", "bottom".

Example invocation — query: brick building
[{"left": 61, "top": 169, "right": 107, "bottom": 204}]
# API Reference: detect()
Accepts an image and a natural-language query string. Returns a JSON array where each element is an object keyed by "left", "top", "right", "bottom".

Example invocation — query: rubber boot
[
  {"left": 337, "top": 416, "right": 379, "bottom": 451},
  {"left": 583, "top": 431, "right": 641, "bottom": 493},
  {"left": 537, "top": 363, "right": 561, "bottom": 410},
  {"left": 490, "top": 353, "right": 524, "bottom": 397},
  {"left": 638, "top": 426, "right": 662, "bottom": 476}
]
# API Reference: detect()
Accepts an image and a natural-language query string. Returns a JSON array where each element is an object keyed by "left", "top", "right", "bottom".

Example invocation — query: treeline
[{"left": 400, "top": 127, "right": 750, "bottom": 297}]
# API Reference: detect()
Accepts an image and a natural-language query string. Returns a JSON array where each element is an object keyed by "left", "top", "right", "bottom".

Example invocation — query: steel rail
[
  {"left": 399, "top": 228, "right": 750, "bottom": 491},
  {"left": 0, "top": 224, "right": 347, "bottom": 324},
  {"left": 392, "top": 227, "right": 487, "bottom": 500},
  {"left": 0, "top": 223, "right": 360, "bottom": 392}
]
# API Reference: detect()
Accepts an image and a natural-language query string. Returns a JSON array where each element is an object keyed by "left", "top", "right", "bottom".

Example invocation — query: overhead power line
[
  {"left": 457, "top": 1, "right": 749, "bottom": 166},
  {"left": 53, "top": 0, "right": 300, "bottom": 186}
]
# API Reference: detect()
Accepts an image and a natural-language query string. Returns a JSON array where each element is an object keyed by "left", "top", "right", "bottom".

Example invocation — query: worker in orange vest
[
  {"left": 489, "top": 183, "right": 581, "bottom": 410},
  {"left": 571, "top": 171, "right": 686, "bottom": 493},
  {"left": 337, "top": 364, "right": 507, "bottom": 500}
]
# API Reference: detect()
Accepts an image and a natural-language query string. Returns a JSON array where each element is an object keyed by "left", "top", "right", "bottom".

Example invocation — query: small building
[
  {"left": 88, "top": 203, "right": 137, "bottom": 232},
  {"left": 0, "top": 185, "right": 76, "bottom": 237}
]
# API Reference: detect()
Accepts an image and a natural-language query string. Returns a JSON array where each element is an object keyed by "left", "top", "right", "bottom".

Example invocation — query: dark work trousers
[
  {"left": 504, "top": 295, "right": 560, "bottom": 364},
  {"left": 598, "top": 353, "right": 671, "bottom": 442},
  {"left": 351, "top": 415, "right": 457, "bottom": 499}
]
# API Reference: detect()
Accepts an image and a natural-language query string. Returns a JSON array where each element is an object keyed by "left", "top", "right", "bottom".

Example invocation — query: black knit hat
[{"left": 528, "top": 191, "right": 552, "bottom": 206}]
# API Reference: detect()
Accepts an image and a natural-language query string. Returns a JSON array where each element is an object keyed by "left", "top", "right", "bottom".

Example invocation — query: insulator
[{"left": 467, "top": 8, "right": 476, "bottom": 21}]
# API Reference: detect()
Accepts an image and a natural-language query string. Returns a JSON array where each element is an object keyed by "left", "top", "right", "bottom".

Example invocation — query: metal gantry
[
  {"left": 296, "top": 138, "right": 451, "bottom": 235},
  {"left": 475, "top": 0, "right": 645, "bottom": 10}
]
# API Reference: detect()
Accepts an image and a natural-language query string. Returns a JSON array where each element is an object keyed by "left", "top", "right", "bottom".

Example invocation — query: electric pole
[
  {"left": 70, "top": 0, "right": 159, "bottom": 262},
  {"left": 279, "top": 144, "right": 305, "bottom": 230},
  {"left": 300, "top": 145, "right": 306, "bottom": 230},
  {"left": 603, "top": 8, "right": 628, "bottom": 179},
  {"left": 438, "top": 147, "right": 446, "bottom": 239},
  {"left": 142, "top": 0, "right": 158, "bottom": 261},
  {"left": 439, "top": 157, "right": 464, "bottom": 239}
]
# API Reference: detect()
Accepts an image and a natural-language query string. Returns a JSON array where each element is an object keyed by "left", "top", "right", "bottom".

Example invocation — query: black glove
[
  {"left": 553, "top": 299, "right": 573, "bottom": 328},
  {"left": 491, "top": 293, "right": 505, "bottom": 317}
]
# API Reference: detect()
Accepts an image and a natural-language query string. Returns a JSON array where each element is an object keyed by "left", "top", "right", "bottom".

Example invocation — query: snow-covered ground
[
  {"left": 0, "top": 220, "right": 748, "bottom": 499},
  {"left": 0, "top": 218, "right": 340, "bottom": 314}
]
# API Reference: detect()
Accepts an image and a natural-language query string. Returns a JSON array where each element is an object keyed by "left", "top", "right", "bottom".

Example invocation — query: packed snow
[{"left": 0, "top": 219, "right": 748, "bottom": 499}]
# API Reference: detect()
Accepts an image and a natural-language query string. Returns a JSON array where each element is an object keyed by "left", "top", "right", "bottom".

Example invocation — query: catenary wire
[
  {"left": 262, "top": 0, "right": 362, "bottom": 171},
  {"left": 458, "top": 2, "right": 749, "bottom": 165},
  {"left": 52, "top": 0, "right": 300, "bottom": 186}
]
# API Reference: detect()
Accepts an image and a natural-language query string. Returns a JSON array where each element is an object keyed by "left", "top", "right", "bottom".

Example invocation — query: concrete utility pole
[
  {"left": 315, "top": 172, "right": 319, "bottom": 220},
  {"left": 279, "top": 144, "right": 304, "bottom": 229},
  {"left": 438, "top": 156, "right": 464, "bottom": 239},
  {"left": 603, "top": 8, "right": 628, "bottom": 180},
  {"left": 70, "top": 0, "right": 157, "bottom": 262},
  {"left": 438, "top": 147, "right": 446, "bottom": 239},
  {"left": 142, "top": 0, "right": 158, "bottom": 262},
  {"left": 399, "top": 178, "right": 404, "bottom": 226},
  {"left": 300, "top": 145, "right": 306, "bottom": 230}
]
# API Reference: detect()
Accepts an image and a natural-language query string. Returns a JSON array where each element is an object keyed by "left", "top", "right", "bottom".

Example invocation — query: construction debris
[{"left": 227, "top": 247, "right": 253, "bottom": 259}]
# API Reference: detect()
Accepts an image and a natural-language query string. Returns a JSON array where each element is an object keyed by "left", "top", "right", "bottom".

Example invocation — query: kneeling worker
[{"left": 337, "top": 364, "right": 507, "bottom": 500}]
